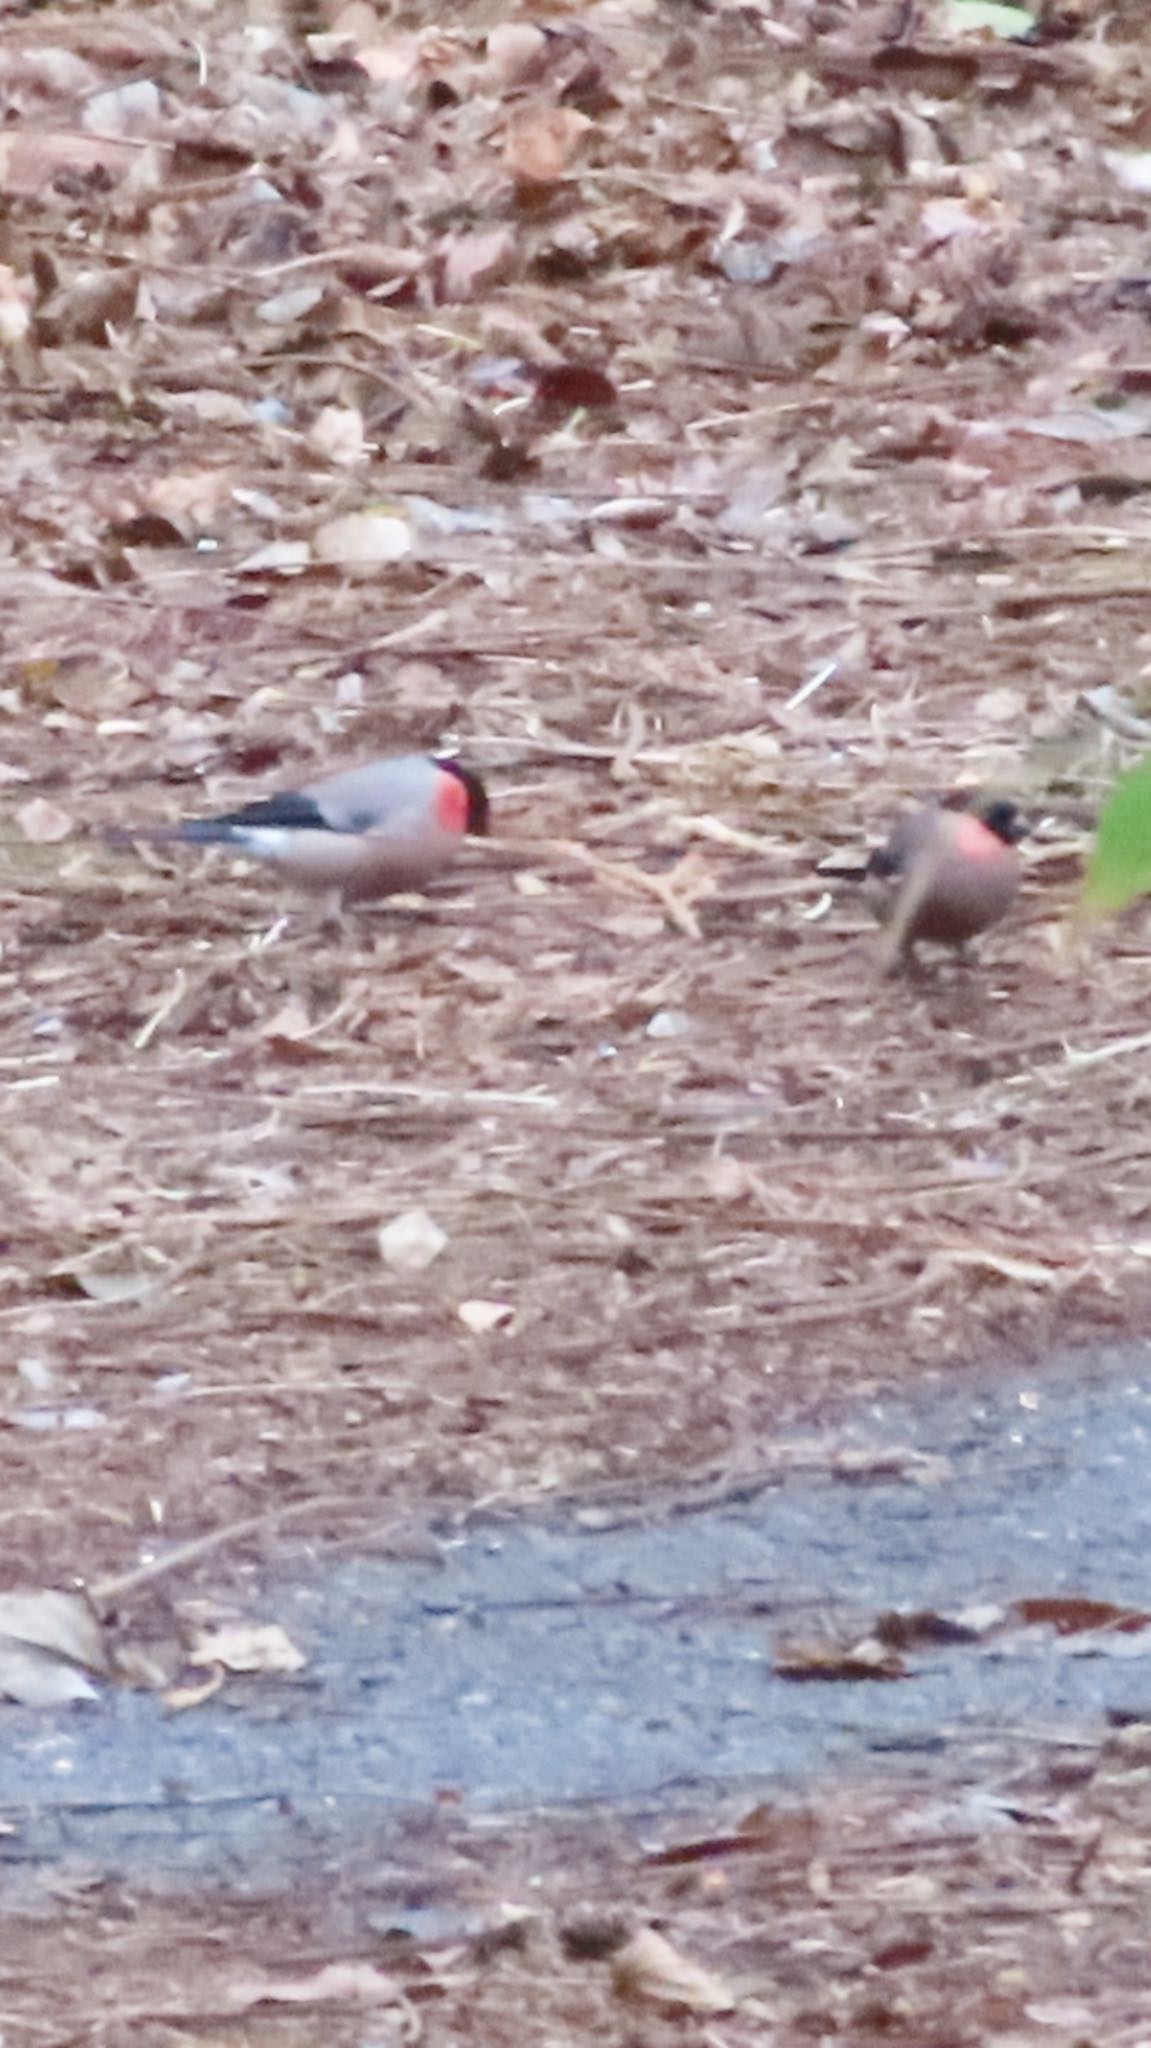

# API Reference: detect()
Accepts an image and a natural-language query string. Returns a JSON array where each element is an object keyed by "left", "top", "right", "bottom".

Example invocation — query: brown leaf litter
[{"left": 1, "top": 0, "right": 1151, "bottom": 2033}]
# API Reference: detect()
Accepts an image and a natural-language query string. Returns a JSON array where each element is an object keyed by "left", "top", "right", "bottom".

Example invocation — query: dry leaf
[
  {"left": 0, "top": 129, "right": 145, "bottom": 194},
  {"left": 926, "top": 1247, "right": 1068, "bottom": 1286},
  {"left": 82, "top": 78, "right": 162, "bottom": 136},
  {"left": 700, "top": 1155, "right": 761, "bottom": 1202},
  {"left": 534, "top": 362, "right": 617, "bottom": 410},
  {"left": 16, "top": 797, "right": 73, "bottom": 844},
  {"left": 164, "top": 1665, "right": 226, "bottom": 1712},
  {"left": 0, "top": 1642, "right": 100, "bottom": 1708},
  {"left": 773, "top": 1635, "right": 907, "bottom": 1681},
  {"left": 438, "top": 228, "right": 517, "bottom": 303},
  {"left": 378, "top": 1208, "right": 448, "bottom": 1272},
  {"left": 0, "top": 1589, "right": 111, "bottom": 1707},
  {"left": 345, "top": 31, "right": 422, "bottom": 85},
  {"left": 257, "top": 281, "right": 328, "bottom": 325},
  {"left": 0, "top": 1588, "right": 110, "bottom": 1670},
  {"left": 0, "top": 266, "right": 34, "bottom": 348},
  {"left": 611, "top": 1928, "right": 737, "bottom": 2014},
  {"left": 308, "top": 405, "right": 368, "bottom": 468},
  {"left": 260, "top": 1000, "right": 341, "bottom": 1062},
  {"left": 237, "top": 539, "right": 312, "bottom": 575},
  {"left": 188, "top": 1622, "right": 306, "bottom": 1676},
  {"left": 22, "top": 653, "right": 141, "bottom": 719},
  {"left": 504, "top": 108, "right": 592, "bottom": 184},
  {"left": 1106, "top": 151, "right": 1151, "bottom": 195},
  {"left": 457, "top": 1297, "right": 515, "bottom": 1334},
  {"left": 229, "top": 1962, "right": 401, "bottom": 2009},
  {"left": 146, "top": 467, "right": 235, "bottom": 529},
  {"left": 1012, "top": 1596, "right": 1151, "bottom": 1636},
  {"left": 486, "top": 21, "right": 549, "bottom": 88},
  {"left": 314, "top": 509, "right": 414, "bottom": 567},
  {"left": 57, "top": 1248, "right": 169, "bottom": 1303}
]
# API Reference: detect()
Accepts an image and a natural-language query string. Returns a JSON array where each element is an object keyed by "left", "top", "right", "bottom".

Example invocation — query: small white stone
[
  {"left": 646, "top": 1008, "right": 691, "bottom": 1040},
  {"left": 457, "top": 1298, "right": 514, "bottom": 1335}
]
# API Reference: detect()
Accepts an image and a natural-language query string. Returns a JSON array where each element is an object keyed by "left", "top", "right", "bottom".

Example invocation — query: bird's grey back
[{"left": 304, "top": 754, "right": 439, "bottom": 834}]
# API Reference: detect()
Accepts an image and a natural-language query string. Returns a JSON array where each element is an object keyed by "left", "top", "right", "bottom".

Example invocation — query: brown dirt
[
  {"left": 3, "top": 0, "right": 1151, "bottom": 2033},
  {"left": 10, "top": 1732, "right": 1151, "bottom": 2046}
]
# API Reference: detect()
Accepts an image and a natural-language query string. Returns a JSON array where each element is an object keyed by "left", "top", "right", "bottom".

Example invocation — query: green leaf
[
  {"left": 1082, "top": 754, "right": 1151, "bottom": 915},
  {"left": 943, "top": 0, "right": 1036, "bottom": 37}
]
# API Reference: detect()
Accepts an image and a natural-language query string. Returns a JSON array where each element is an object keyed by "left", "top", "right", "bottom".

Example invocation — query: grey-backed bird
[{"left": 111, "top": 753, "right": 490, "bottom": 912}]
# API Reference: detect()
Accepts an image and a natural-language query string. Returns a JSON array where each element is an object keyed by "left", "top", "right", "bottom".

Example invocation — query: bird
[
  {"left": 861, "top": 795, "right": 1026, "bottom": 971},
  {"left": 109, "top": 753, "right": 490, "bottom": 916}
]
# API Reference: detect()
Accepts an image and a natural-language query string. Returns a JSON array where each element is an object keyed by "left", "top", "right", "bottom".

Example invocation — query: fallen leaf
[
  {"left": 457, "top": 1298, "right": 515, "bottom": 1334},
  {"left": 486, "top": 22, "right": 549, "bottom": 89},
  {"left": 237, "top": 539, "right": 312, "bottom": 575},
  {"left": 16, "top": 797, "right": 73, "bottom": 844},
  {"left": 0, "top": 129, "right": 147, "bottom": 194},
  {"left": 534, "top": 362, "right": 617, "bottom": 410},
  {"left": 82, "top": 78, "right": 163, "bottom": 136},
  {"left": 188, "top": 1622, "right": 306, "bottom": 1676},
  {"left": 260, "top": 1000, "right": 342, "bottom": 1062},
  {"left": 0, "top": 1588, "right": 111, "bottom": 1705},
  {"left": 22, "top": 653, "right": 141, "bottom": 719},
  {"left": 56, "top": 1248, "right": 170, "bottom": 1304},
  {"left": 438, "top": 228, "right": 517, "bottom": 302},
  {"left": 1106, "top": 151, "right": 1151, "bottom": 196},
  {"left": 229, "top": 1962, "right": 401, "bottom": 2009},
  {"left": 11, "top": 1406, "right": 106, "bottom": 1432},
  {"left": 925, "top": 1247, "right": 1067, "bottom": 1286},
  {"left": 774, "top": 1635, "right": 907, "bottom": 1681},
  {"left": 314, "top": 508, "right": 414, "bottom": 567},
  {"left": 504, "top": 108, "right": 592, "bottom": 184},
  {"left": 164, "top": 1665, "right": 226, "bottom": 1712},
  {"left": 1012, "top": 1596, "right": 1151, "bottom": 1636},
  {"left": 873, "top": 1608, "right": 988, "bottom": 1649},
  {"left": 146, "top": 467, "right": 235, "bottom": 529},
  {"left": 612, "top": 1927, "right": 736, "bottom": 2014},
  {"left": 308, "top": 405, "right": 368, "bottom": 468},
  {"left": 257, "top": 281, "right": 328, "bottom": 325},
  {"left": 0, "top": 267, "right": 33, "bottom": 348},
  {"left": 0, "top": 1642, "right": 99, "bottom": 1708},
  {"left": 1024, "top": 2000, "right": 1098, "bottom": 2031},
  {"left": 378, "top": 1208, "right": 448, "bottom": 1272}
]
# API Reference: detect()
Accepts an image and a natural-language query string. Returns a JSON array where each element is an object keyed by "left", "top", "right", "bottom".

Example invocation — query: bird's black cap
[{"left": 973, "top": 796, "right": 1027, "bottom": 846}]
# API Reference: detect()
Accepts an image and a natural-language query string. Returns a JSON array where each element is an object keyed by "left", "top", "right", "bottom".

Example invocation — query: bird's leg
[
  {"left": 878, "top": 937, "right": 927, "bottom": 981},
  {"left": 319, "top": 889, "right": 346, "bottom": 935}
]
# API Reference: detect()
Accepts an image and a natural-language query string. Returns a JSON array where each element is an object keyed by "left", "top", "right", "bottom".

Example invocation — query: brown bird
[{"left": 862, "top": 796, "right": 1026, "bottom": 971}]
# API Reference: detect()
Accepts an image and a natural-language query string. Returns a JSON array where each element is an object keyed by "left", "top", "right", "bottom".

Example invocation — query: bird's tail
[
  {"left": 815, "top": 855, "right": 872, "bottom": 883},
  {"left": 102, "top": 821, "right": 239, "bottom": 849}
]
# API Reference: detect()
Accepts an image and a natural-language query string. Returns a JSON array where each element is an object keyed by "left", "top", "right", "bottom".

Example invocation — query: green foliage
[
  {"left": 1082, "top": 755, "right": 1151, "bottom": 915},
  {"left": 943, "top": 1, "right": 1036, "bottom": 37}
]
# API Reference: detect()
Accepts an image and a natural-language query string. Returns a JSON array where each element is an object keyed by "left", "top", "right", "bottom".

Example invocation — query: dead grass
[{"left": 3, "top": 0, "right": 1151, "bottom": 2030}]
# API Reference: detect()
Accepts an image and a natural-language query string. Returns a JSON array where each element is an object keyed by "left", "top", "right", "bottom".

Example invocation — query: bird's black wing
[{"left": 183, "top": 791, "right": 332, "bottom": 839}]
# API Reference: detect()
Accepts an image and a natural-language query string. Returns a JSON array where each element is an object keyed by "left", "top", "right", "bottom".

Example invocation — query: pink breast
[{"left": 952, "top": 814, "right": 1001, "bottom": 862}]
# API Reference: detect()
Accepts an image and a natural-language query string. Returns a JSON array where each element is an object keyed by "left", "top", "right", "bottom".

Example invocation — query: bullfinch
[
  {"left": 862, "top": 795, "right": 1026, "bottom": 969},
  {"left": 111, "top": 753, "right": 490, "bottom": 911}
]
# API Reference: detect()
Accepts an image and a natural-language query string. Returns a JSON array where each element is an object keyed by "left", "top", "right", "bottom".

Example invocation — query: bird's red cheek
[{"left": 434, "top": 771, "right": 469, "bottom": 834}]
